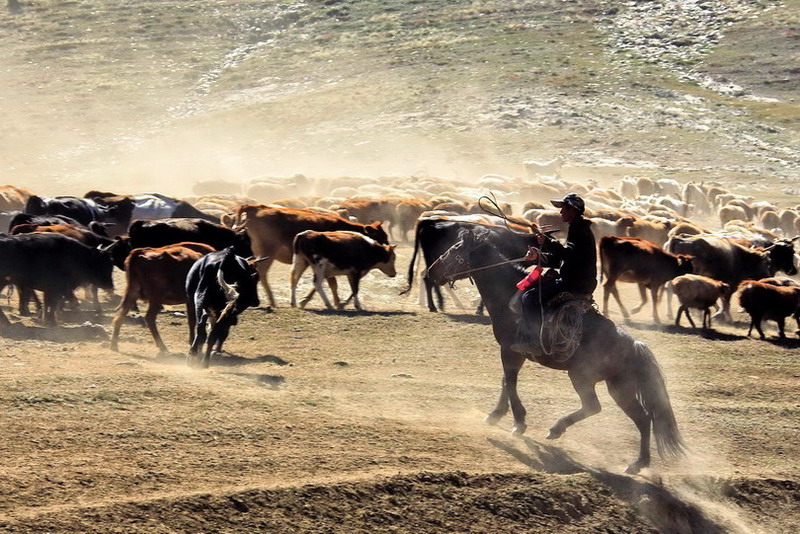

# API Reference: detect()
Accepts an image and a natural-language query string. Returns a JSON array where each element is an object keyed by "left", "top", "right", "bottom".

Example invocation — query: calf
[
  {"left": 672, "top": 274, "right": 730, "bottom": 329},
  {"left": 186, "top": 247, "right": 260, "bottom": 367},
  {"left": 738, "top": 280, "right": 800, "bottom": 339},
  {"left": 110, "top": 242, "right": 215, "bottom": 354},
  {"left": 0, "top": 233, "right": 114, "bottom": 326},
  {"left": 230, "top": 204, "right": 389, "bottom": 309},
  {"left": 600, "top": 236, "right": 693, "bottom": 324},
  {"left": 290, "top": 230, "right": 397, "bottom": 311}
]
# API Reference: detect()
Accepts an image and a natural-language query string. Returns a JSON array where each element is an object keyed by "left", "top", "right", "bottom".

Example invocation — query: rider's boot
[{"left": 511, "top": 317, "right": 541, "bottom": 357}]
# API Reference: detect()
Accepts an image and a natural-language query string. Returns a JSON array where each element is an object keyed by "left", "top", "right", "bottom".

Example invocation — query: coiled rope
[{"left": 539, "top": 296, "right": 586, "bottom": 363}]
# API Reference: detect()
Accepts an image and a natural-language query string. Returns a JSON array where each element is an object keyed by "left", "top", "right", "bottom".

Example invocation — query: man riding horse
[{"left": 513, "top": 192, "right": 597, "bottom": 355}]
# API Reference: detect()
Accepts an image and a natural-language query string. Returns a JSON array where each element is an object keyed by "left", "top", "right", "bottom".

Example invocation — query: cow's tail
[
  {"left": 399, "top": 221, "right": 423, "bottom": 295},
  {"left": 229, "top": 205, "right": 250, "bottom": 232},
  {"left": 216, "top": 250, "right": 240, "bottom": 324}
]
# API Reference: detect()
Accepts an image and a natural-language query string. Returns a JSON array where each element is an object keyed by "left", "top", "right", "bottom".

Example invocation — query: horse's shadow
[
  {"left": 489, "top": 435, "right": 727, "bottom": 533},
  {"left": 223, "top": 372, "right": 286, "bottom": 389}
]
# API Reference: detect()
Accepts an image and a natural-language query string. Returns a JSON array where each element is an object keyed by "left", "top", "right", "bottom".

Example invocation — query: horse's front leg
[
  {"left": 486, "top": 347, "right": 527, "bottom": 434},
  {"left": 547, "top": 372, "right": 601, "bottom": 439}
]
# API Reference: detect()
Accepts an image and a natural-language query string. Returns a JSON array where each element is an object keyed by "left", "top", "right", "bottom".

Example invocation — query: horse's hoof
[
  {"left": 484, "top": 414, "right": 502, "bottom": 426},
  {"left": 546, "top": 427, "right": 564, "bottom": 440},
  {"left": 624, "top": 460, "right": 648, "bottom": 475},
  {"left": 511, "top": 423, "right": 527, "bottom": 436}
]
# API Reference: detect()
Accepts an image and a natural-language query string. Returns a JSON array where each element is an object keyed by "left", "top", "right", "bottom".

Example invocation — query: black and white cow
[
  {"left": 185, "top": 247, "right": 260, "bottom": 368},
  {"left": 290, "top": 230, "right": 397, "bottom": 311}
]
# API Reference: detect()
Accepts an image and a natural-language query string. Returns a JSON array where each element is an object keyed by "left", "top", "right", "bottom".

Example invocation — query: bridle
[{"left": 428, "top": 234, "right": 527, "bottom": 285}]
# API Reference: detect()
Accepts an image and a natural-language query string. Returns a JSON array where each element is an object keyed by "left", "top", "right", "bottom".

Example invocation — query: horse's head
[{"left": 427, "top": 227, "right": 491, "bottom": 285}]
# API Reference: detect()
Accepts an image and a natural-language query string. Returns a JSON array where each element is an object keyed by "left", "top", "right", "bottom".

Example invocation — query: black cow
[
  {"left": 24, "top": 195, "right": 110, "bottom": 226},
  {"left": 0, "top": 233, "right": 114, "bottom": 326},
  {"left": 401, "top": 214, "right": 535, "bottom": 312},
  {"left": 185, "top": 247, "right": 260, "bottom": 368},
  {"left": 105, "top": 218, "right": 253, "bottom": 270},
  {"left": 8, "top": 212, "right": 85, "bottom": 232},
  {"left": 84, "top": 191, "right": 220, "bottom": 236}
]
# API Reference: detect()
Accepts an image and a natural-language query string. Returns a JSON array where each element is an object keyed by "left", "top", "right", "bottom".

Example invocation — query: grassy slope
[{"left": 0, "top": 0, "right": 797, "bottom": 194}]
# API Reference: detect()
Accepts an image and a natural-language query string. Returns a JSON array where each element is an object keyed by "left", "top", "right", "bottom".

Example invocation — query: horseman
[{"left": 512, "top": 192, "right": 597, "bottom": 355}]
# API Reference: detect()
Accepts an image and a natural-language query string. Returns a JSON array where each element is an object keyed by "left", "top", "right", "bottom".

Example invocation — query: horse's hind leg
[
  {"left": 547, "top": 373, "right": 601, "bottom": 440},
  {"left": 486, "top": 347, "right": 527, "bottom": 435},
  {"left": 607, "top": 376, "right": 651, "bottom": 474}
]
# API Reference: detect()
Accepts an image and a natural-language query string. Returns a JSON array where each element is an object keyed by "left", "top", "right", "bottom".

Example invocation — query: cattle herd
[{"left": 0, "top": 171, "right": 798, "bottom": 366}]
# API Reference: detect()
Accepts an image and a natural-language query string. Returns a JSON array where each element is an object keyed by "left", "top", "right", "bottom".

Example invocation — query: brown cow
[
  {"left": 230, "top": 204, "right": 389, "bottom": 308},
  {"left": 0, "top": 184, "right": 34, "bottom": 212},
  {"left": 738, "top": 280, "right": 800, "bottom": 339},
  {"left": 110, "top": 242, "right": 215, "bottom": 354},
  {"left": 331, "top": 197, "right": 400, "bottom": 239},
  {"left": 290, "top": 230, "right": 397, "bottom": 310},
  {"left": 600, "top": 236, "right": 693, "bottom": 324}
]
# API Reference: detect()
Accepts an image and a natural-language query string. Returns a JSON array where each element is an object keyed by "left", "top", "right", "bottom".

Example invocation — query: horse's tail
[{"left": 632, "top": 340, "right": 687, "bottom": 461}]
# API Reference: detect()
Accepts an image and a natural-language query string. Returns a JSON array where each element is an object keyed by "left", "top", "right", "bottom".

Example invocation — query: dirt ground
[{"left": 0, "top": 244, "right": 798, "bottom": 534}]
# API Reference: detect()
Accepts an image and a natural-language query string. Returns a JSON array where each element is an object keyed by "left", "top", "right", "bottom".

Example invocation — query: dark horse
[{"left": 427, "top": 226, "right": 686, "bottom": 474}]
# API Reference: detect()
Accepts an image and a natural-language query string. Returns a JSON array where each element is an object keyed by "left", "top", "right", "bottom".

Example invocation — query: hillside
[{"left": 1, "top": 0, "right": 798, "bottom": 197}]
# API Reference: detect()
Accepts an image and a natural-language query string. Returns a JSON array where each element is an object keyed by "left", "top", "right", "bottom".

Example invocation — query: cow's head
[
  {"left": 364, "top": 221, "right": 389, "bottom": 245},
  {"left": 92, "top": 246, "right": 116, "bottom": 290},
  {"left": 377, "top": 244, "right": 398, "bottom": 278},
  {"left": 765, "top": 237, "right": 799, "bottom": 276},
  {"left": 676, "top": 254, "right": 694, "bottom": 275}
]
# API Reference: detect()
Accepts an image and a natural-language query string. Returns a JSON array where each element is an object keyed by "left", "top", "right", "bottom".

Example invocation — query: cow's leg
[
  {"left": 683, "top": 307, "right": 696, "bottom": 328},
  {"left": 18, "top": 286, "right": 38, "bottom": 316},
  {"left": 630, "top": 284, "right": 649, "bottom": 315},
  {"left": 422, "top": 274, "right": 438, "bottom": 312},
  {"left": 714, "top": 294, "right": 733, "bottom": 322},
  {"left": 144, "top": 302, "right": 169, "bottom": 354},
  {"left": 42, "top": 290, "right": 60, "bottom": 327},
  {"left": 212, "top": 319, "right": 232, "bottom": 354},
  {"left": 110, "top": 294, "right": 137, "bottom": 352},
  {"left": 444, "top": 284, "right": 466, "bottom": 309},
  {"left": 299, "top": 287, "right": 316, "bottom": 309},
  {"left": 327, "top": 277, "right": 342, "bottom": 309},
  {"left": 648, "top": 285, "right": 661, "bottom": 324},
  {"left": 185, "top": 300, "right": 197, "bottom": 356},
  {"left": 664, "top": 282, "right": 675, "bottom": 319},
  {"left": 604, "top": 279, "right": 630, "bottom": 319},
  {"left": 289, "top": 257, "right": 308, "bottom": 308},
  {"left": 703, "top": 308, "right": 712, "bottom": 329},
  {"left": 201, "top": 315, "right": 218, "bottom": 368},
  {"left": 312, "top": 265, "right": 335, "bottom": 310},
  {"left": 87, "top": 285, "right": 101, "bottom": 313},
  {"left": 346, "top": 273, "right": 362, "bottom": 311},
  {"left": 751, "top": 314, "right": 766, "bottom": 339},
  {"left": 675, "top": 305, "right": 687, "bottom": 327},
  {"left": 776, "top": 317, "right": 786, "bottom": 339},
  {"left": 256, "top": 259, "right": 276, "bottom": 309},
  {"left": 190, "top": 309, "right": 209, "bottom": 359}
]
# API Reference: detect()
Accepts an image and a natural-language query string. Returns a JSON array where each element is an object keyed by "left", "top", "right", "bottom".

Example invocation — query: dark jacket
[{"left": 539, "top": 216, "right": 597, "bottom": 295}]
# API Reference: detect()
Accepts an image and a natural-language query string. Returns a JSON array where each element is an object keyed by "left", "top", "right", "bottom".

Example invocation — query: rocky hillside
[{"left": 0, "top": 0, "right": 797, "bottom": 196}]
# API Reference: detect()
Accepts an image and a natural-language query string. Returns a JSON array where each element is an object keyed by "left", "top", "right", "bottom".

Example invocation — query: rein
[{"left": 440, "top": 254, "right": 528, "bottom": 283}]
